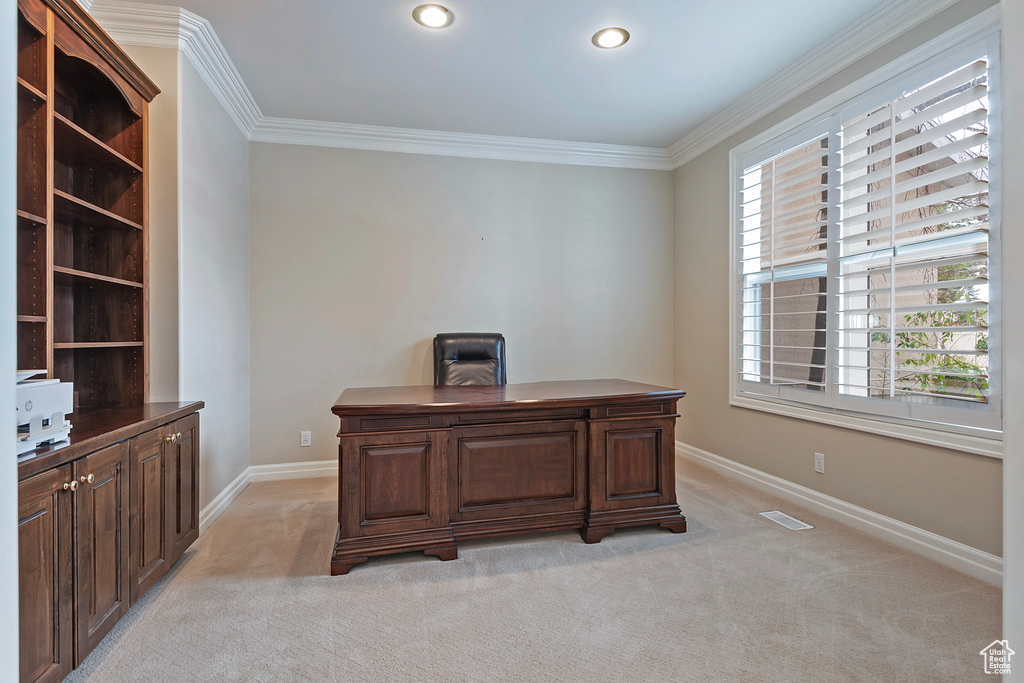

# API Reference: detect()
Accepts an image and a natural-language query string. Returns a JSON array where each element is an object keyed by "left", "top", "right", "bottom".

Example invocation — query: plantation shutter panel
[
  {"left": 738, "top": 135, "right": 830, "bottom": 395},
  {"left": 837, "top": 59, "right": 991, "bottom": 405}
]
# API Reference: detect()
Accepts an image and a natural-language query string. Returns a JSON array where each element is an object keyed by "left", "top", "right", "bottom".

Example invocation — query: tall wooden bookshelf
[{"left": 16, "top": 0, "right": 159, "bottom": 408}]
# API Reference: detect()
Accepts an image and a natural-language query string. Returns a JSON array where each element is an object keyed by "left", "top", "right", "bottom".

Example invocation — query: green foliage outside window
[{"left": 869, "top": 198, "right": 989, "bottom": 400}]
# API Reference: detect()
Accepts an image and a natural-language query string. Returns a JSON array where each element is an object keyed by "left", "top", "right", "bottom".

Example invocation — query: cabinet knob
[
  {"left": 166, "top": 434, "right": 176, "bottom": 443},
  {"left": 176, "top": 432, "right": 182, "bottom": 440},
  {"left": 80, "top": 474, "right": 95, "bottom": 484},
  {"left": 63, "top": 480, "right": 78, "bottom": 492}
]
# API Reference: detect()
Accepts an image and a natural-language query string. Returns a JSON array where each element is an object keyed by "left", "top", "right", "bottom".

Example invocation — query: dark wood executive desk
[{"left": 330, "top": 379, "right": 687, "bottom": 575}]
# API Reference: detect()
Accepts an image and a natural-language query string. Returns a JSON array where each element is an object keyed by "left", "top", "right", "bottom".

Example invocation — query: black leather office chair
[{"left": 433, "top": 333, "right": 507, "bottom": 386}]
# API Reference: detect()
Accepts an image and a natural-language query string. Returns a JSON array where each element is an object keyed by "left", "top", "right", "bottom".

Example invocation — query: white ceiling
[{"left": 117, "top": 0, "right": 887, "bottom": 148}]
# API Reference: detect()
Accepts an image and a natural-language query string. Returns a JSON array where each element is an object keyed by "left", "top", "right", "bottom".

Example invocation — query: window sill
[{"left": 729, "top": 393, "right": 1003, "bottom": 459}]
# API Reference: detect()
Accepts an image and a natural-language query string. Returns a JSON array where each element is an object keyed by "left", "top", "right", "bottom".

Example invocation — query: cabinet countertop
[{"left": 18, "top": 401, "right": 204, "bottom": 481}]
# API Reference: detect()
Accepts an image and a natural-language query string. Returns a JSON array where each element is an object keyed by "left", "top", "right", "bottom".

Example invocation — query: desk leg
[
  {"left": 331, "top": 556, "right": 369, "bottom": 576},
  {"left": 330, "top": 525, "right": 458, "bottom": 575},
  {"left": 423, "top": 546, "right": 458, "bottom": 562},
  {"left": 660, "top": 519, "right": 687, "bottom": 533},
  {"left": 581, "top": 526, "right": 615, "bottom": 544},
  {"left": 582, "top": 505, "right": 687, "bottom": 543}
]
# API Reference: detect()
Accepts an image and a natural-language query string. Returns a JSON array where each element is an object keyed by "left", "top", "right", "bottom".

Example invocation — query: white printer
[{"left": 16, "top": 369, "right": 73, "bottom": 456}]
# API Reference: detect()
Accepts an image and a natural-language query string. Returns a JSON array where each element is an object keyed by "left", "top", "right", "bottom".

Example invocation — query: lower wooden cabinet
[
  {"left": 167, "top": 414, "right": 199, "bottom": 560},
  {"left": 18, "top": 466, "right": 73, "bottom": 683},
  {"left": 128, "top": 428, "right": 169, "bottom": 603},
  {"left": 18, "top": 409, "right": 201, "bottom": 683},
  {"left": 73, "top": 443, "right": 131, "bottom": 664},
  {"left": 128, "top": 413, "right": 199, "bottom": 602}
]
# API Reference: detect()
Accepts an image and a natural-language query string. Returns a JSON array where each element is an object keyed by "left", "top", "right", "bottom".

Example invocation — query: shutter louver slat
[
  {"left": 841, "top": 275, "right": 988, "bottom": 297},
  {"left": 841, "top": 180, "right": 988, "bottom": 227},
  {"left": 841, "top": 156, "right": 988, "bottom": 212},
  {"left": 891, "top": 108, "right": 988, "bottom": 156},
  {"left": 840, "top": 207, "right": 987, "bottom": 248},
  {"left": 893, "top": 59, "right": 988, "bottom": 115},
  {"left": 894, "top": 85, "right": 987, "bottom": 135},
  {"left": 745, "top": 221, "right": 827, "bottom": 243},
  {"left": 841, "top": 127, "right": 988, "bottom": 177},
  {"left": 773, "top": 166, "right": 829, "bottom": 193},
  {"left": 840, "top": 60, "right": 987, "bottom": 137}
]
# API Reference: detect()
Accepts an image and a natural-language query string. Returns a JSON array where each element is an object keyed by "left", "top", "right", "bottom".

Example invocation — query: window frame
[{"left": 728, "top": 16, "right": 1002, "bottom": 458}]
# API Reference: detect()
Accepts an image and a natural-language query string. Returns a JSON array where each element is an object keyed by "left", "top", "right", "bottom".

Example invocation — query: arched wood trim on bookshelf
[
  {"left": 45, "top": 0, "right": 160, "bottom": 103},
  {"left": 53, "top": 19, "right": 146, "bottom": 117}
]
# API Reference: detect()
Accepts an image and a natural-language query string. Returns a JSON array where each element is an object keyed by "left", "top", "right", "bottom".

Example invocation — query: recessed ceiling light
[
  {"left": 592, "top": 27, "right": 629, "bottom": 49},
  {"left": 413, "top": 4, "right": 454, "bottom": 29}
]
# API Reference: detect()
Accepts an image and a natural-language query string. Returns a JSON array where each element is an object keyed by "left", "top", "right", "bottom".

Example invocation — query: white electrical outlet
[
  {"left": 300, "top": 431, "right": 311, "bottom": 447},
  {"left": 814, "top": 452, "right": 825, "bottom": 474}
]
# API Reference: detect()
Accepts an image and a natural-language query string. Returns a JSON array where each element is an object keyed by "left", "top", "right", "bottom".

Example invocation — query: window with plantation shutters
[
  {"left": 739, "top": 135, "right": 830, "bottom": 398},
  {"left": 731, "top": 32, "right": 1001, "bottom": 437},
  {"left": 837, "top": 60, "right": 991, "bottom": 412}
]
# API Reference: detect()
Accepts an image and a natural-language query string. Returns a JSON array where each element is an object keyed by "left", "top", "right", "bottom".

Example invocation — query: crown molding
[
  {"left": 82, "top": 1, "right": 671, "bottom": 170},
  {"left": 87, "top": 0, "right": 262, "bottom": 135},
  {"left": 667, "top": 0, "right": 961, "bottom": 168},
  {"left": 251, "top": 118, "right": 673, "bottom": 170},
  {"left": 84, "top": 0, "right": 973, "bottom": 172}
]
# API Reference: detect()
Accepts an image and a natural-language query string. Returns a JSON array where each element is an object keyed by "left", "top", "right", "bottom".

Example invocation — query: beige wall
[
  {"left": 122, "top": 45, "right": 180, "bottom": 402},
  {"left": 672, "top": 0, "right": 1002, "bottom": 556},
  {"left": 179, "top": 59, "right": 251, "bottom": 508},
  {"left": 248, "top": 145, "right": 674, "bottom": 466},
  {"left": 1000, "top": 0, "right": 1024, "bottom": 659},
  {"left": 118, "top": 47, "right": 252, "bottom": 509}
]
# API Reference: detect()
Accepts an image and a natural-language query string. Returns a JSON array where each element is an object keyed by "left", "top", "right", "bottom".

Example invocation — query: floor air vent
[{"left": 759, "top": 511, "right": 814, "bottom": 530}]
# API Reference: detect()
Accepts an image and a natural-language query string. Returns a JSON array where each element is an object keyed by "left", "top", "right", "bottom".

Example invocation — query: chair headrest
[{"left": 433, "top": 333, "right": 505, "bottom": 361}]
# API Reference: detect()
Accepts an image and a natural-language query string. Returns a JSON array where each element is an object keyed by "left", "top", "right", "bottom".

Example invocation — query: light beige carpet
[{"left": 67, "top": 456, "right": 1000, "bottom": 682}]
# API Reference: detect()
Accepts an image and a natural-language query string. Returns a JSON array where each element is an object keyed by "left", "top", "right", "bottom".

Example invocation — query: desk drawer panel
[
  {"left": 347, "top": 415, "right": 442, "bottom": 433},
  {"left": 455, "top": 422, "right": 585, "bottom": 513},
  {"left": 455, "top": 408, "right": 585, "bottom": 426},
  {"left": 591, "top": 402, "right": 673, "bottom": 419}
]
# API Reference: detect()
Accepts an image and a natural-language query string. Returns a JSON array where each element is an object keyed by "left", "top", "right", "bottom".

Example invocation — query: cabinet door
[
  {"left": 167, "top": 413, "right": 199, "bottom": 561},
  {"left": 74, "top": 442, "right": 130, "bottom": 665},
  {"left": 19, "top": 466, "right": 74, "bottom": 683},
  {"left": 340, "top": 430, "right": 448, "bottom": 538},
  {"left": 129, "top": 427, "right": 169, "bottom": 604},
  {"left": 588, "top": 418, "right": 678, "bottom": 512}
]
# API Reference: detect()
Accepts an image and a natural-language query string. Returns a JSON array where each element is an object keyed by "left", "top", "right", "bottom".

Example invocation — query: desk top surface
[{"left": 333, "top": 379, "right": 685, "bottom": 415}]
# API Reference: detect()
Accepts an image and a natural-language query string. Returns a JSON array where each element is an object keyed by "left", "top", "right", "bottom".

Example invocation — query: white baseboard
[
  {"left": 676, "top": 441, "right": 1003, "bottom": 587},
  {"left": 198, "top": 466, "right": 250, "bottom": 536},
  {"left": 249, "top": 459, "right": 337, "bottom": 482},
  {"left": 198, "top": 460, "right": 337, "bottom": 535}
]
